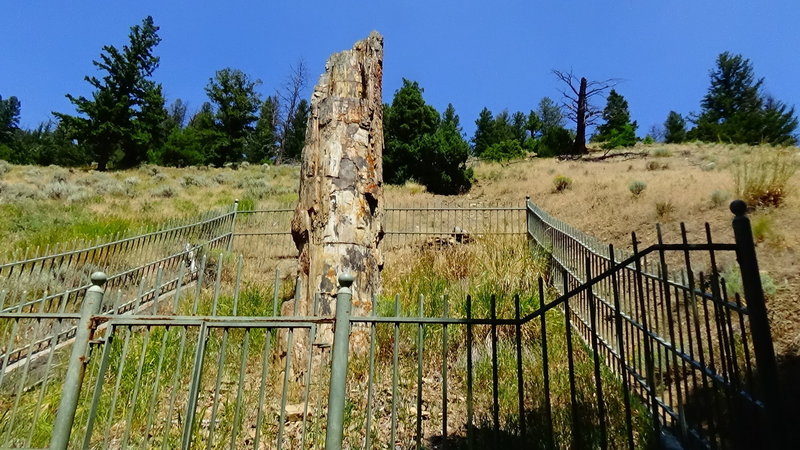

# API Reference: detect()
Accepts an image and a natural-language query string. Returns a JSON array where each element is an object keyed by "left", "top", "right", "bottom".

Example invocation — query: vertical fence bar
[
  {"left": 730, "top": 200, "right": 785, "bottom": 448},
  {"left": 50, "top": 272, "right": 106, "bottom": 450},
  {"left": 227, "top": 199, "right": 239, "bottom": 252},
  {"left": 325, "top": 274, "right": 354, "bottom": 450}
]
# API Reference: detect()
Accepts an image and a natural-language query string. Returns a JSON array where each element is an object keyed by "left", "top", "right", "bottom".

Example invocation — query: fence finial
[
  {"left": 338, "top": 272, "right": 355, "bottom": 289},
  {"left": 90, "top": 271, "right": 107, "bottom": 287},
  {"left": 730, "top": 199, "right": 747, "bottom": 216}
]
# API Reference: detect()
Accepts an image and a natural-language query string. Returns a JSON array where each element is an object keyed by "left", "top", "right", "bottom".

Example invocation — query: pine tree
[
  {"left": 54, "top": 16, "right": 165, "bottom": 170},
  {"left": 471, "top": 107, "right": 494, "bottom": 156},
  {"left": 664, "top": 111, "right": 687, "bottom": 143},
  {"left": 692, "top": 52, "right": 797, "bottom": 145},
  {"left": 383, "top": 79, "right": 439, "bottom": 184},
  {"left": 594, "top": 89, "right": 637, "bottom": 148},
  {"left": 247, "top": 96, "right": 280, "bottom": 163},
  {"left": 204, "top": 68, "right": 262, "bottom": 165},
  {"left": 282, "top": 99, "right": 309, "bottom": 161}
]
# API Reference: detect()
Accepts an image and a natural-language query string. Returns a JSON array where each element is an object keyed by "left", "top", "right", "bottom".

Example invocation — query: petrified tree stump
[{"left": 290, "top": 31, "right": 384, "bottom": 351}]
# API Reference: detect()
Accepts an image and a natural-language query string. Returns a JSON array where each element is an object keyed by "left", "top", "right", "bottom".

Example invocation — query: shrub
[
  {"left": 710, "top": 190, "right": 731, "bottom": 207},
  {"left": 642, "top": 135, "right": 655, "bottom": 145},
  {"left": 651, "top": 148, "right": 672, "bottom": 158},
  {"left": 213, "top": 173, "right": 230, "bottom": 185},
  {"left": 722, "top": 265, "right": 778, "bottom": 299},
  {"left": 655, "top": 200, "right": 675, "bottom": 219},
  {"left": 44, "top": 181, "right": 77, "bottom": 200},
  {"left": 751, "top": 215, "right": 774, "bottom": 243},
  {"left": 629, "top": 180, "right": 647, "bottom": 197},
  {"left": 733, "top": 151, "right": 799, "bottom": 208},
  {"left": 552, "top": 175, "right": 573, "bottom": 193},
  {"left": 403, "top": 180, "right": 427, "bottom": 195},
  {"left": 151, "top": 185, "right": 176, "bottom": 198},
  {"left": 123, "top": 176, "right": 141, "bottom": 187},
  {"left": 482, "top": 139, "right": 526, "bottom": 162},
  {"left": 0, "top": 160, "right": 10, "bottom": 176},
  {"left": 181, "top": 174, "right": 211, "bottom": 188},
  {"left": 537, "top": 127, "right": 574, "bottom": 157},
  {"left": 600, "top": 123, "right": 637, "bottom": 149},
  {"left": 646, "top": 161, "right": 669, "bottom": 171}
]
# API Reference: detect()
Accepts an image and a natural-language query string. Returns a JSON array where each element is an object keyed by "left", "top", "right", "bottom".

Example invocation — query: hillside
[{"left": 0, "top": 142, "right": 798, "bottom": 355}]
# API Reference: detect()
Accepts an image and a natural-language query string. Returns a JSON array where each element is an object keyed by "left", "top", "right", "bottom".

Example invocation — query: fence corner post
[
  {"left": 325, "top": 273, "right": 354, "bottom": 450},
  {"left": 50, "top": 271, "right": 107, "bottom": 450},
  {"left": 227, "top": 199, "right": 240, "bottom": 252},
  {"left": 730, "top": 200, "right": 785, "bottom": 448}
]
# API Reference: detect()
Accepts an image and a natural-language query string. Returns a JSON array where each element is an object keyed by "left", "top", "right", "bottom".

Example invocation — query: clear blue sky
[{"left": 3, "top": 1, "right": 799, "bottom": 138}]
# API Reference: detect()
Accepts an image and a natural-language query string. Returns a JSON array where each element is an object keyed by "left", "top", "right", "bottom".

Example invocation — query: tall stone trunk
[{"left": 290, "top": 32, "right": 384, "bottom": 357}]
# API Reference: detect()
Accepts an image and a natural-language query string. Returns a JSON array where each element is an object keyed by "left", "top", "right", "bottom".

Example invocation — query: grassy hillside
[{"left": 1, "top": 142, "right": 798, "bottom": 355}]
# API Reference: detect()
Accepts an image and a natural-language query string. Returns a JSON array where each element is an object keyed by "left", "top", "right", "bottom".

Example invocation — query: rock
[{"left": 290, "top": 32, "right": 385, "bottom": 353}]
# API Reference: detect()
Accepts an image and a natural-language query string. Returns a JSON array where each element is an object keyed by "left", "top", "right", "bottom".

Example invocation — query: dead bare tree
[
  {"left": 276, "top": 59, "right": 309, "bottom": 164},
  {"left": 553, "top": 69, "right": 618, "bottom": 154}
]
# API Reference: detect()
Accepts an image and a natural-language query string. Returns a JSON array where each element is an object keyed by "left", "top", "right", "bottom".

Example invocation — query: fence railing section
[
  {"left": 231, "top": 202, "right": 527, "bottom": 258},
  {"left": 526, "top": 197, "right": 786, "bottom": 448}
]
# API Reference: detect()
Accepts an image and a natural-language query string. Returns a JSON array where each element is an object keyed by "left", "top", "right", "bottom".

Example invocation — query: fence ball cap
[
  {"left": 730, "top": 200, "right": 748, "bottom": 216},
  {"left": 338, "top": 273, "right": 355, "bottom": 288},
  {"left": 90, "top": 272, "right": 108, "bottom": 286}
]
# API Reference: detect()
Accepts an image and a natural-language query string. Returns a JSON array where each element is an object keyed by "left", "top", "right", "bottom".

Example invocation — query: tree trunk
[
  {"left": 290, "top": 32, "right": 384, "bottom": 355},
  {"left": 573, "top": 77, "right": 588, "bottom": 154}
]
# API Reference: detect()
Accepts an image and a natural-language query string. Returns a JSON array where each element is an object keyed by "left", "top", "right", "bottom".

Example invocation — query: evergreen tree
[
  {"left": 594, "top": 89, "right": 637, "bottom": 148},
  {"left": 54, "top": 16, "right": 166, "bottom": 170},
  {"left": 282, "top": 98, "right": 309, "bottom": 161},
  {"left": 0, "top": 95, "right": 21, "bottom": 145},
  {"left": 537, "top": 97, "right": 564, "bottom": 130},
  {"left": 511, "top": 111, "right": 528, "bottom": 144},
  {"left": 526, "top": 110, "right": 541, "bottom": 139},
  {"left": 205, "top": 68, "right": 262, "bottom": 165},
  {"left": 414, "top": 119, "right": 473, "bottom": 194},
  {"left": 442, "top": 103, "right": 460, "bottom": 129},
  {"left": 664, "top": 111, "right": 687, "bottom": 143},
  {"left": 471, "top": 107, "right": 494, "bottom": 156},
  {"left": 383, "top": 79, "right": 439, "bottom": 184},
  {"left": 247, "top": 96, "right": 279, "bottom": 163},
  {"left": 692, "top": 52, "right": 797, "bottom": 145}
]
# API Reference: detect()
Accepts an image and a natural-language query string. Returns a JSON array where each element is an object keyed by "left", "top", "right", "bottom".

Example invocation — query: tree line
[
  {"left": 0, "top": 16, "right": 309, "bottom": 170},
  {"left": 1, "top": 17, "right": 797, "bottom": 196}
]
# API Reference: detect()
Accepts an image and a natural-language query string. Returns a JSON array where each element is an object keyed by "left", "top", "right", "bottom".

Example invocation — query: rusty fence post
[{"left": 50, "top": 272, "right": 106, "bottom": 450}]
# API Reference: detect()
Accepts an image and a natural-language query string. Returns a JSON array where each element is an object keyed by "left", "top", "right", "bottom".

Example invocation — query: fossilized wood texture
[{"left": 290, "top": 31, "right": 384, "bottom": 347}]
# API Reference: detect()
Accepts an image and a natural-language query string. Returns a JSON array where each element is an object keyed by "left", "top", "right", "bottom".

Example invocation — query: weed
[
  {"left": 552, "top": 175, "right": 573, "bottom": 193},
  {"left": 0, "top": 160, "right": 10, "bottom": 176},
  {"left": 403, "top": 180, "right": 427, "bottom": 195},
  {"left": 655, "top": 200, "right": 675, "bottom": 219},
  {"left": 628, "top": 180, "right": 647, "bottom": 197},
  {"left": 722, "top": 265, "right": 778, "bottom": 299},
  {"left": 733, "top": 150, "right": 799, "bottom": 208}
]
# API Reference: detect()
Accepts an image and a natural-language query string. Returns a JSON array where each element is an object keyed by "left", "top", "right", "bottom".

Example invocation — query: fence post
[
  {"left": 227, "top": 199, "right": 239, "bottom": 252},
  {"left": 325, "top": 273, "right": 354, "bottom": 450},
  {"left": 730, "top": 200, "right": 785, "bottom": 448},
  {"left": 50, "top": 272, "right": 106, "bottom": 450}
]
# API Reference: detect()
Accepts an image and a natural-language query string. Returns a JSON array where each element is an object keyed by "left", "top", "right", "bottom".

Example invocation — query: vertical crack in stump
[{"left": 289, "top": 32, "right": 384, "bottom": 365}]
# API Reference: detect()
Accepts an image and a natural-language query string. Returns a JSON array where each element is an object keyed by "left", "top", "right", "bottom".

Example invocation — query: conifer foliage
[{"left": 55, "top": 16, "right": 167, "bottom": 170}]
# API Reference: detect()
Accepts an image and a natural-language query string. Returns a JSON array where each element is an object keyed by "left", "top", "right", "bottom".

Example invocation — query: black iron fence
[{"left": 526, "top": 197, "right": 786, "bottom": 448}]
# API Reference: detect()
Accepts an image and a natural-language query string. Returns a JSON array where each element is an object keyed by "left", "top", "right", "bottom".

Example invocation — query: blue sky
[{"left": 3, "top": 1, "right": 799, "bottom": 138}]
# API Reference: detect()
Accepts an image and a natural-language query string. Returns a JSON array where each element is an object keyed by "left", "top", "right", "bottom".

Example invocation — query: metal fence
[
  {"left": 0, "top": 198, "right": 784, "bottom": 449},
  {"left": 526, "top": 197, "right": 786, "bottom": 448}
]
